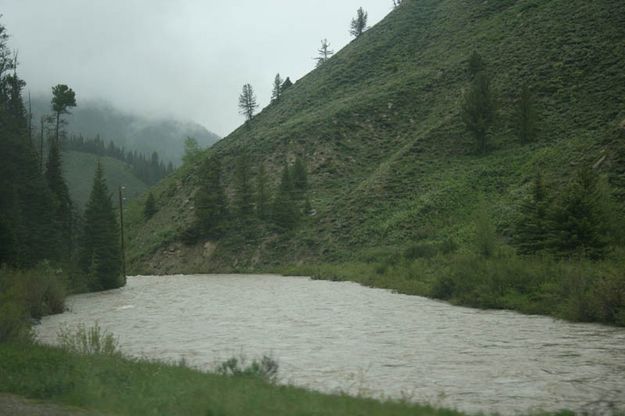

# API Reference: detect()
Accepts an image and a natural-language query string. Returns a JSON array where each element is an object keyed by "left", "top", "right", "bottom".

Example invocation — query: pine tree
[
  {"left": 271, "top": 164, "right": 299, "bottom": 231},
  {"left": 194, "top": 156, "right": 228, "bottom": 238},
  {"left": 51, "top": 84, "right": 76, "bottom": 143},
  {"left": 256, "top": 162, "right": 270, "bottom": 220},
  {"left": 143, "top": 192, "right": 157, "bottom": 220},
  {"left": 291, "top": 156, "right": 308, "bottom": 199},
  {"left": 281, "top": 77, "right": 293, "bottom": 91},
  {"left": 316, "top": 39, "right": 334, "bottom": 67},
  {"left": 46, "top": 137, "right": 73, "bottom": 258},
  {"left": 79, "top": 162, "right": 123, "bottom": 291},
  {"left": 462, "top": 71, "right": 496, "bottom": 154},
  {"left": 350, "top": 8, "right": 368, "bottom": 38},
  {"left": 516, "top": 84, "right": 538, "bottom": 144},
  {"left": 234, "top": 153, "right": 254, "bottom": 220},
  {"left": 548, "top": 167, "right": 611, "bottom": 259},
  {"left": 514, "top": 171, "right": 550, "bottom": 254},
  {"left": 0, "top": 28, "right": 60, "bottom": 267},
  {"left": 271, "top": 74, "right": 283, "bottom": 103},
  {"left": 468, "top": 51, "right": 485, "bottom": 78},
  {"left": 238, "top": 84, "right": 258, "bottom": 122}
]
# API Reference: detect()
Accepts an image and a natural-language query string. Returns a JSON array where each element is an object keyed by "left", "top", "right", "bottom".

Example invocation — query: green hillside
[
  {"left": 126, "top": 0, "right": 625, "bottom": 276},
  {"left": 63, "top": 151, "right": 148, "bottom": 209}
]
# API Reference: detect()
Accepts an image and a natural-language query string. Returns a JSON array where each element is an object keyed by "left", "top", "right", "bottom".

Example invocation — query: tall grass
[
  {"left": 0, "top": 263, "right": 68, "bottom": 342},
  {"left": 284, "top": 248, "right": 625, "bottom": 327},
  {"left": 57, "top": 323, "right": 120, "bottom": 356}
]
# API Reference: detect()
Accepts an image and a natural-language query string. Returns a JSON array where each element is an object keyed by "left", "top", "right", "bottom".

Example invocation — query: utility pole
[
  {"left": 27, "top": 91, "right": 32, "bottom": 144},
  {"left": 118, "top": 185, "right": 127, "bottom": 280},
  {"left": 40, "top": 116, "right": 45, "bottom": 172}
]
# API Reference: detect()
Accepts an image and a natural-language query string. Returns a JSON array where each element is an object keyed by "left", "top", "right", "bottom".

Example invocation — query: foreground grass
[
  {"left": 280, "top": 250, "right": 625, "bottom": 327},
  {"left": 0, "top": 343, "right": 469, "bottom": 416}
]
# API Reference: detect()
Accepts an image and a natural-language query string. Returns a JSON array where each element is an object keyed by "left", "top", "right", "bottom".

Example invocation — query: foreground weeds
[{"left": 0, "top": 342, "right": 467, "bottom": 416}]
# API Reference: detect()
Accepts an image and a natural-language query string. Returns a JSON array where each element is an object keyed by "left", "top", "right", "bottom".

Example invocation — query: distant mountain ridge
[{"left": 30, "top": 97, "right": 220, "bottom": 165}]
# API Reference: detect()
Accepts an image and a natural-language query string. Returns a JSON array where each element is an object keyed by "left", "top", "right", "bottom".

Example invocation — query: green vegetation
[
  {"left": 125, "top": 0, "right": 625, "bottom": 323},
  {"left": 0, "top": 264, "right": 67, "bottom": 342},
  {"left": 0, "top": 342, "right": 475, "bottom": 416},
  {"left": 282, "top": 249, "right": 625, "bottom": 327},
  {"left": 78, "top": 162, "right": 124, "bottom": 291},
  {"left": 62, "top": 150, "right": 148, "bottom": 208}
]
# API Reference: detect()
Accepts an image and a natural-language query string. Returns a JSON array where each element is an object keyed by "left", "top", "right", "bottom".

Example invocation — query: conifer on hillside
[
  {"left": 514, "top": 171, "right": 550, "bottom": 255},
  {"left": 271, "top": 164, "right": 299, "bottom": 231},
  {"left": 256, "top": 162, "right": 270, "bottom": 220},
  {"left": 46, "top": 138, "right": 73, "bottom": 257},
  {"left": 143, "top": 192, "right": 157, "bottom": 220},
  {"left": 79, "top": 162, "right": 123, "bottom": 290},
  {"left": 194, "top": 155, "right": 228, "bottom": 238}
]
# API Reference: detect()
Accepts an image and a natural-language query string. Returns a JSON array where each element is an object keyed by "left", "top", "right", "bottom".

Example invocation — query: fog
[{"left": 0, "top": 1, "right": 394, "bottom": 136}]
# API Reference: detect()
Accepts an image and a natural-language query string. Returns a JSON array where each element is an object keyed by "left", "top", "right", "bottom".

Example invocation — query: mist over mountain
[{"left": 30, "top": 97, "right": 220, "bottom": 165}]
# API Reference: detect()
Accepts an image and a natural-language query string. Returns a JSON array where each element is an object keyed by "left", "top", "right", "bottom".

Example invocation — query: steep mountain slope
[
  {"left": 126, "top": 0, "right": 625, "bottom": 274},
  {"left": 31, "top": 98, "right": 220, "bottom": 165},
  {"left": 62, "top": 151, "right": 148, "bottom": 209}
]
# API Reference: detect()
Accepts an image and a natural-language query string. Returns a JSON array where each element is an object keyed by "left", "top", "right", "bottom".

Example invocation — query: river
[{"left": 36, "top": 274, "right": 625, "bottom": 415}]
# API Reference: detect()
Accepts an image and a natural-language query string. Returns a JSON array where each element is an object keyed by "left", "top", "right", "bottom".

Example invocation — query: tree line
[
  {"left": 64, "top": 134, "right": 173, "bottom": 186},
  {"left": 0, "top": 21, "right": 124, "bottom": 294},
  {"left": 236, "top": 7, "right": 371, "bottom": 123},
  {"left": 182, "top": 154, "right": 311, "bottom": 243}
]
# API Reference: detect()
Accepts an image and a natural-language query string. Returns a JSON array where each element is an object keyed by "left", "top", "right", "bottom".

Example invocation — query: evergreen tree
[
  {"left": 271, "top": 164, "right": 299, "bottom": 231},
  {"left": 194, "top": 155, "right": 228, "bottom": 238},
  {"left": 51, "top": 84, "right": 76, "bottom": 143},
  {"left": 474, "top": 199, "right": 497, "bottom": 258},
  {"left": 0, "top": 25, "right": 60, "bottom": 267},
  {"left": 271, "top": 73, "right": 283, "bottom": 103},
  {"left": 143, "top": 192, "right": 157, "bottom": 220},
  {"left": 316, "top": 39, "right": 334, "bottom": 67},
  {"left": 350, "top": 8, "right": 368, "bottom": 38},
  {"left": 46, "top": 137, "right": 73, "bottom": 258},
  {"left": 282, "top": 77, "right": 293, "bottom": 91},
  {"left": 516, "top": 84, "right": 538, "bottom": 144},
  {"left": 234, "top": 153, "right": 254, "bottom": 220},
  {"left": 291, "top": 156, "right": 308, "bottom": 199},
  {"left": 238, "top": 84, "right": 258, "bottom": 122},
  {"left": 468, "top": 51, "right": 485, "bottom": 78},
  {"left": 548, "top": 167, "right": 611, "bottom": 259},
  {"left": 256, "top": 162, "right": 270, "bottom": 220},
  {"left": 79, "top": 162, "right": 123, "bottom": 291},
  {"left": 462, "top": 71, "right": 496, "bottom": 154},
  {"left": 514, "top": 171, "right": 550, "bottom": 254}
]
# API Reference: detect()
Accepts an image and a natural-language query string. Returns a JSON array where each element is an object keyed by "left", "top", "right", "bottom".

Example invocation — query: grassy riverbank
[
  {"left": 0, "top": 342, "right": 475, "bottom": 416},
  {"left": 280, "top": 250, "right": 625, "bottom": 327}
]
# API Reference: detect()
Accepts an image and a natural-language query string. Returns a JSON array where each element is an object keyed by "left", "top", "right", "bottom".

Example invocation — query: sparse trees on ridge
[
  {"left": 316, "top": 39, "right": 334, "bottom": 67},
  {"left": 392, "top": 0, "right": 402, "bottom": 7},
  {"left": 350, "top": 8, "right": 369, "bottom": 38},
  {"left": 271, "top": 74, "right": 283, "bottom": 103},
  {"left": 51, "top": 84, "right": 76, "bottom": 143},
  {"left": 238, "top": 83, "right": 258, "bottom": 122},
  {"left": 282, "top": 77, "right": 293, "bottom": 91}
]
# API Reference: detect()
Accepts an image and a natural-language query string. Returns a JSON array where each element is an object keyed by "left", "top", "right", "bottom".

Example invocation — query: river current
[{"left": 36, "top": 275, "right": 625, "bottom": 415}]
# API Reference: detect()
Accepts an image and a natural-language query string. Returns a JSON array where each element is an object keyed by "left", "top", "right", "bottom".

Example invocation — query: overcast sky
[{"left": 0, "top": 1, "right": 394, "bottom": 136}]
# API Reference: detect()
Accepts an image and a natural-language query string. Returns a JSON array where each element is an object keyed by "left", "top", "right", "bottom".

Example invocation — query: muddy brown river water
[{"left": 36, "top": 275, "right": 625, "bottom": 415}]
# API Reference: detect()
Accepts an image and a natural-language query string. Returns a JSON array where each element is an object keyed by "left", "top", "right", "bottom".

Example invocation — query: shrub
[
  {"left": 216, "top": 355, "right": 279, "bottom": 383},
  {"left": 57, "top": 323, "right": 120, "bottom": 356}
]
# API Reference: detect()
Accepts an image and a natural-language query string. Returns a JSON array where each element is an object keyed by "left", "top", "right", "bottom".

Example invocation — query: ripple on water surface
[{"left": 37, "top": 274, "right": 625, "bottom": 415}]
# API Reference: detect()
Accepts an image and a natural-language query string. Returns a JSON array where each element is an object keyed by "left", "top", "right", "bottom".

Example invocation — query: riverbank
[
  {"left": 279, "top": 250, "right": 625, "bottom": 327},
  {"left": 0, "top": 342, "right": 472, "bottom": 416}
]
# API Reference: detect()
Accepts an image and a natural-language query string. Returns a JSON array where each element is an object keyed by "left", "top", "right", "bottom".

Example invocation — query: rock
[{"left": 203, "top": 241, "right": 216, "bottom": 258}]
